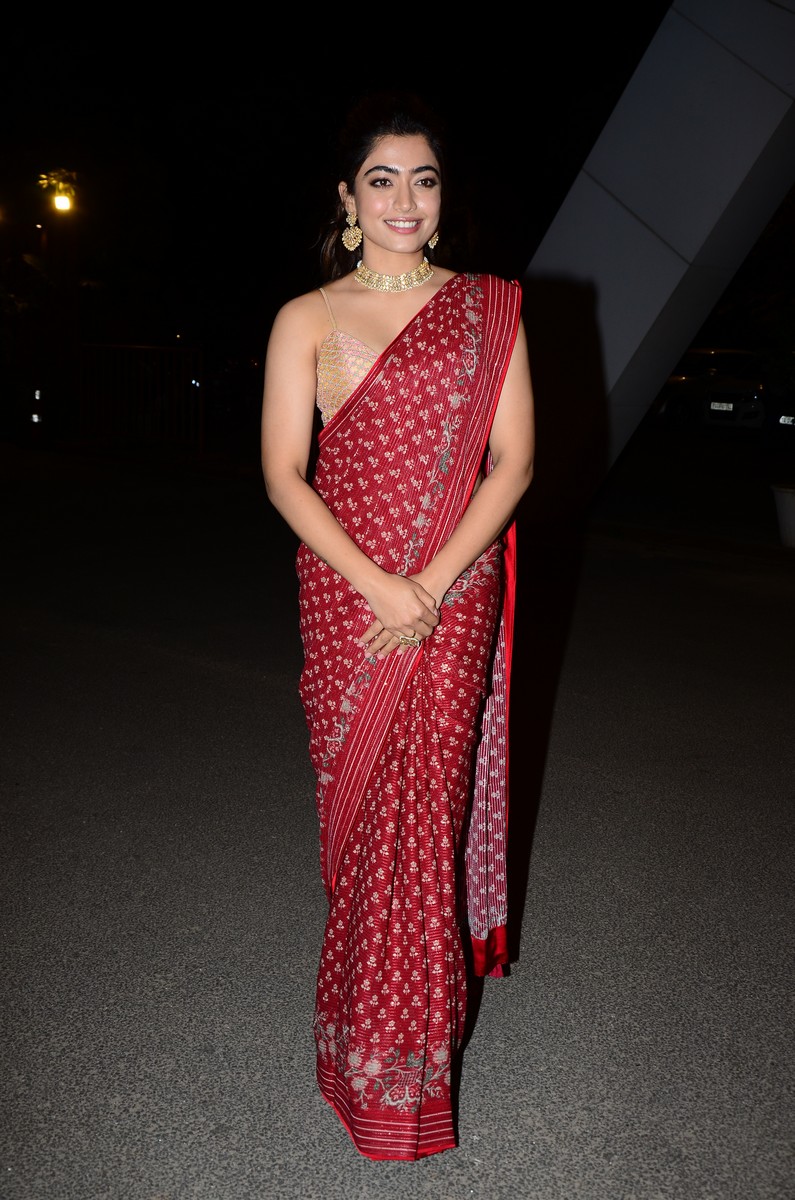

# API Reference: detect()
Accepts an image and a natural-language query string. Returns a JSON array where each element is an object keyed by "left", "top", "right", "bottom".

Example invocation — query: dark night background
[
  {"left": 4, "top": 22, "right": 795, "bottom": 1200},
  {"left": 1, "top": 12, "right": 793, "bottom": 459}
]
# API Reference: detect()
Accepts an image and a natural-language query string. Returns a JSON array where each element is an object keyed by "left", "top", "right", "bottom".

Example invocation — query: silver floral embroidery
[
  {"left": 322, "top": 665, "right": 373, "bottom": 768},
  {"left": 401, "top": 277, "right": 484, "bottom": 576},
  {"left": 315, "top": 1018, "right": 451, "bottom": 1113},
  {"left": 443, "top": 540, "right": 502, "bottom": 609}
]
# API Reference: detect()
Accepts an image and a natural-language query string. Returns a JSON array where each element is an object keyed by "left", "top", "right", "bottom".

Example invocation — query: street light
[
  {"left": 32, "top": 168, "right": 80, "bottom": 438},
  {"left": 35, "top": 168, "right": 79, "bottom": 259},
  {"left": 37, "top": 168, "right": 77, "bottom": 211}
]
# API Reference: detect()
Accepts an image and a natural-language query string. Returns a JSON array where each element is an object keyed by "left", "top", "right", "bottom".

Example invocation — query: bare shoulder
[{"left": 270, "top": 288, "right": 328, "bottom": 337}]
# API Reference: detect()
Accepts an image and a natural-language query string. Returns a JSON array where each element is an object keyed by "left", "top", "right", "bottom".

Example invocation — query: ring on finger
[{"left": 398, "top": 634, "right": 421, "bottom": 648}]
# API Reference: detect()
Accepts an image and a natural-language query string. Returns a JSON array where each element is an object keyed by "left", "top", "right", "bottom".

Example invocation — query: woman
[{"left": 260, "top": 92, "right": 535, "bottom": 1161}]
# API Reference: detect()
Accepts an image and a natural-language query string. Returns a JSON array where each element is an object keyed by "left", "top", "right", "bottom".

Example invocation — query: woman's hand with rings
[
  {"left": 357, "top": 572, "right": 439, "bottom": 659},
  {"left": 361, "top": 627, "right": 422, "bottom": 658}
]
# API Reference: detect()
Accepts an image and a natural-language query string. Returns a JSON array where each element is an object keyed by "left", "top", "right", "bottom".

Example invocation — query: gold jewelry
[
  {"left": 341, "top": 212, "right": 362, "bottom": 251},
  {"left": 428, "top": 230, "right": 439, "bottom": 250},
  {"left": 399, "top": 634, "right": 421, "bottom": 648},
  {"left": 354, "top": 258, "right": 434, "bottom": 293}
]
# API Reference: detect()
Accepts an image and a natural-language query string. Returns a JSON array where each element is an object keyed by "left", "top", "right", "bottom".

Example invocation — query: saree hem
[{"left": 318, "top": 1073, "right": 458, "bottom": 1161}]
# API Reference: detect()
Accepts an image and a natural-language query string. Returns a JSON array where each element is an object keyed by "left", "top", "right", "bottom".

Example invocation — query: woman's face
[{"left": 342, "top": 134, "right": 441, "bottom": 257}]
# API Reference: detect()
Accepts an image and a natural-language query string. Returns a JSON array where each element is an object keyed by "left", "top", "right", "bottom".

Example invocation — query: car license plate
[
  {"left": 710, "top": 401, "right": 733, "bottom": 411},
  {"left": 780, "top": 415, "right": 795, "bottom": 425}
]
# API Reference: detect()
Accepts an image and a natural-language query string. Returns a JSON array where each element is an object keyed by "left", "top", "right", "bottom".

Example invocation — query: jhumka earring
[
  {"left": 342, "top": 212, "right": 363, "bottom": 251},
  {"left": 428, "top": 230, "right": 439, "bottom": 250}
]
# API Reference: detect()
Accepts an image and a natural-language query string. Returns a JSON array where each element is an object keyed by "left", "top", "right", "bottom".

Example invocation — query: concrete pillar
[{"left": 523, "top": 0, "right": 795, "bottom": 521}]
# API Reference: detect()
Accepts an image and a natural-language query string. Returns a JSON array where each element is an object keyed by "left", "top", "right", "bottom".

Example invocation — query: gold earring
[
  {"left": 428, "top": 230, "right": 439, "bottom": 250},
  {"left": 342, "top": 212, "right": 363, "bottom": 251}
]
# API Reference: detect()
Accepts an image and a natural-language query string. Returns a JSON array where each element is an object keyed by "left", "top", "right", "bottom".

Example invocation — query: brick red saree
[{"left": 296, "top": 272, "right": 522, "bottom": 1160}]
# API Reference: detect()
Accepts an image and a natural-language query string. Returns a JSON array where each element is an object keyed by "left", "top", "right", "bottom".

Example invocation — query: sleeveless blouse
[{"left": 316, "top": 288, "right": 379, "bottom": 426}]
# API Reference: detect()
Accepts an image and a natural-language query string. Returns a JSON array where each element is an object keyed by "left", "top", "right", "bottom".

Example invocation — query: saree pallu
[{"left": 296, "top": 273, "right": 522, "bottom": 1160}]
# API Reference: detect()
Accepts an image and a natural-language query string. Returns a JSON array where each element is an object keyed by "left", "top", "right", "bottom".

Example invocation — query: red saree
[{"left": 296, "top": 272, "right": 522, "bottom": 1160}]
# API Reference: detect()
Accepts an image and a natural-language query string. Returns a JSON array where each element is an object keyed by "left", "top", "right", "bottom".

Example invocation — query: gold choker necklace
[{"left": 354, "top": 258, "right": 434, "bottom": 293}]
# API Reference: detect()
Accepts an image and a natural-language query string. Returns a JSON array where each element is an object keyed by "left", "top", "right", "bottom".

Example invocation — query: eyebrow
[{"left": 362, "top": 163, "right": 440, "bottom": 178}]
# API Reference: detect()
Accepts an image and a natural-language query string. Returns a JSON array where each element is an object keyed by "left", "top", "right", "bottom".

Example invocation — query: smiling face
[{"left": 340, "top": 134, "right": 441, "bottom": 267}]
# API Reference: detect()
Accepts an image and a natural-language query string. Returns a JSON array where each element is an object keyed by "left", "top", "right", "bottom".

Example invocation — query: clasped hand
[{"left": 357, "top": 571, "right": 440, "bottom": 658}]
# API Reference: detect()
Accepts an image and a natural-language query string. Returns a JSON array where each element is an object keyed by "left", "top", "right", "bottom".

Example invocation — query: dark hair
[{"left": 319, "top": 91, "right": 448, "bottom": 281}]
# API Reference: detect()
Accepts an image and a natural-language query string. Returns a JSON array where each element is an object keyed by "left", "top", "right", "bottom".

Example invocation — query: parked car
[
  {"left": 654, "top": 348, "right": 768, "bottom": 429},
  {"left": 652, "top": 346, "right": 795, "bottom": 450}
]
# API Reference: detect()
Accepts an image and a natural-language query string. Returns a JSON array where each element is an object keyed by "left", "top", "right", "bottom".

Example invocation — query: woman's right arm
[{"left": 260, "top": 297, "right": 439, "bottom": 644}]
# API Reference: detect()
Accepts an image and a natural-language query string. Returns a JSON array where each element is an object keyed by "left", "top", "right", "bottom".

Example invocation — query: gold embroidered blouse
[{"left": 316, "top": 288, "right": 379, "bottom": 426}]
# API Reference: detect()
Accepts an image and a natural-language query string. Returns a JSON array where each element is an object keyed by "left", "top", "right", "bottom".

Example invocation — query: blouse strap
[{"left": 318, "top": 287, "right": 337, "bottom": 331}]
